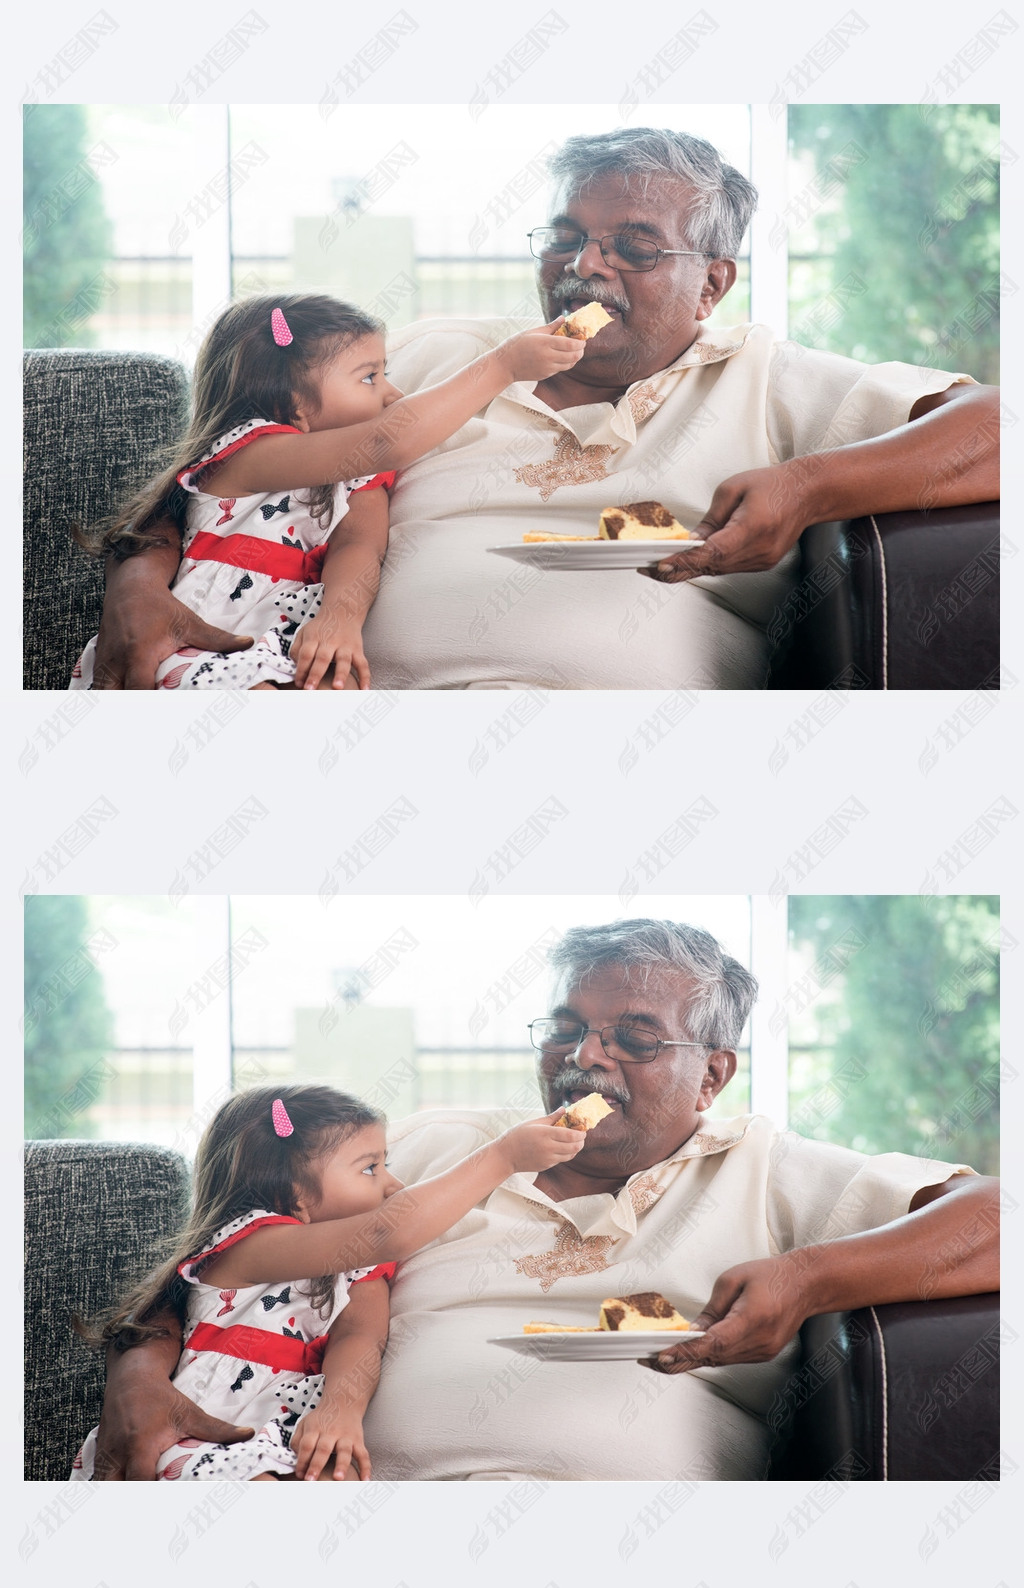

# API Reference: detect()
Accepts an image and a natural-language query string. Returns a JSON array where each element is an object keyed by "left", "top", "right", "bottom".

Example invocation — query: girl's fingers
[
  {"left": 304, "top": 1437, "right": 332, "bottom": 1482},
  {"left": 350, "top": 652, "right": 371, "bottom": 690},
  {"left": 302, "top": 648, "right": 331, "bottom": 692}
]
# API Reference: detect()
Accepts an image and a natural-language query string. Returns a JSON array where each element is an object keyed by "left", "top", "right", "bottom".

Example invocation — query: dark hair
[
  {"left": 548, "top": 128, "right": 758, "bottom": 258},
  {"left": 548, "top": 918, "right": 759, "bottom": 1048},
  {"left": 78, "top": 1084, "right": 385, "bottom": 1351},
  {"left": 81, "top": 294, "right": 384, "bottom": 559}
]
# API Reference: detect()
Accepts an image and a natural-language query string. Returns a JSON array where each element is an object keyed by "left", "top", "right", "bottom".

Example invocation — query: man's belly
[
  {"left": 362, "top": 514, "right": 797, "bottom": 691},
  {"left": 363, "top": 1305, "right": 771, "bottom": 1481}
]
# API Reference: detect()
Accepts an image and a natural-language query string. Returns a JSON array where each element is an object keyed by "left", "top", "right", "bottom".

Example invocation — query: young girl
[
  {"left": 72, "top": 1084, "right": 582, "bottom": 1481},
  {"left": 70, "top": 293, "right": 584, "bottom": 691}
]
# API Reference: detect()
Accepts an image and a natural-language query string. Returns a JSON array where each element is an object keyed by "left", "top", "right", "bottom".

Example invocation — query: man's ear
[
  {"left": 696, "top": 1047, "right": 737, "bottom": 1109},
  {"left": 696, "top": 259, "right": 737, "bottom": 320}
]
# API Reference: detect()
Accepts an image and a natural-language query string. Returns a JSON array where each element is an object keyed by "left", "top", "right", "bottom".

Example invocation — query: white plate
[
  {"left": 487, "top": 1331, "right": 705, "bottom": 1362},
  {"left": 487, "top": 540, "right": 704, "bottom": 572}
]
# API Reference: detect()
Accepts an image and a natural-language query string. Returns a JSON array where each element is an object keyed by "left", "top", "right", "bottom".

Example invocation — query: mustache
[
  {"left": 550, "top": 1067, "right": 630, "bottom": 1107},
  {"left": 550, "top": 278, "right": 628, "bottom": 315}
]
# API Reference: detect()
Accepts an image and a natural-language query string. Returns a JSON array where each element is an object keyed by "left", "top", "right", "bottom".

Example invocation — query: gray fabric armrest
[
  {"left": 24, "top": 1140, "right": 190, "bottom": 1480},
  {"left": 23, "top": 350, "right": 189, "bottom": 690}
]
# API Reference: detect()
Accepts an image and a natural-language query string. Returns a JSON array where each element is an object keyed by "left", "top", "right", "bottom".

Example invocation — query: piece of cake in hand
[
  {"left": 554, "top": 302, "right": 614, "bottom": 340},
  {"left": 560, "top": 1092, "right": 614, "bottom": 1131},
  {"left": 598, "top": 1292, "right": 691, "bottom": 1331},
  {"left": 598, "top": 502, "right": 696, "bottom": 541}
]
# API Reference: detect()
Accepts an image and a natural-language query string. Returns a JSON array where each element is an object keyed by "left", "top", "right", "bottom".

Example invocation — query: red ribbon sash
[
  {"left": 184, "top": 531, "right": 327, "bottom": 584},
  {"left": 186, "top": 1320, "right": 328, "bottom": 1374}
]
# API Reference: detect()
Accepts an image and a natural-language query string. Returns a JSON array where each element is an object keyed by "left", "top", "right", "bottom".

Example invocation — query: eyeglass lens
[
  {"left": 531, "top": 229, "right": 660, "bottom": 270},
  {"left": 531, "top": 1020, "right": 660, "bottom": 1059}
]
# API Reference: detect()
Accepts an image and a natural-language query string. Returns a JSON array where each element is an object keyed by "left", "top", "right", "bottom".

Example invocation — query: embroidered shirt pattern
[
  {"left": 513, "top": 432, "right": 617, "bottom": 501},
  {"left": 513, "top": 1222, "right": 616, "bottom": 1292}
]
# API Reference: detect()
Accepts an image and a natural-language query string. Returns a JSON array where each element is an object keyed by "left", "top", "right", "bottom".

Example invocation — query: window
[
  {"left": 25, "top": 103, "right": 999, "bottom": 377},
  {"left": 785, "top": 104, "right": 1000, "bottom": 377},
  {"left": 25, "top": 104, "right": 757, "bottom": 358},
  {"left": 25, "top": 896, "right": 998, "bottom": 1174}
]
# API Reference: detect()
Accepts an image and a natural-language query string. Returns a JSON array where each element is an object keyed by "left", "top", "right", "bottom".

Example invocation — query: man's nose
[
  {"left": 571, "top": 1030, "right": 614, "bottom": 1068},
  {"left": 568, "top": 239, "right": 615, "bottom": 279}
]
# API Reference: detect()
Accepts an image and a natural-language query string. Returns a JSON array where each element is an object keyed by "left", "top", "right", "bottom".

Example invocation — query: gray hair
[
  {"left": 548, "top": 127, "right": 758, "bottom": 259},
  {"left": 548, "top": 919, "right": 758, "bottom": 1048}
]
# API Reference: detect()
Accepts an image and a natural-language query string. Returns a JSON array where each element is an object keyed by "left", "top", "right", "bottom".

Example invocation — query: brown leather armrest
[
  {"left": 768, "top": 1294, "right": 1001, "bottom": 1479},
  {"left": 768, "top": 502, "right": 1000, "bottom": 689}
]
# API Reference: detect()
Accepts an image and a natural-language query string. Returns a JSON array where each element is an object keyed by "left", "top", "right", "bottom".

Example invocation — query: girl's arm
[
  {"left": 202, "top": 1114, "right": 584, "bottom": 1286},
  {"left": 290, "top": 1277, "right": 390, "bottom": 1481},
  {"left": 207, "top": 322, "right": 585, "bottom": 492},
  {"left": 289, "top": 484, "right": 389, "bottom": 691},
  {"left": 92, "top": 1311, "right": 255, "bottom": 1479}
]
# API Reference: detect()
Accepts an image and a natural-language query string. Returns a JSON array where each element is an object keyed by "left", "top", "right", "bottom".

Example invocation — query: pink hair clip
[
  {"left": 271, "top": 1098, "right": 294, "bottom": 1137},
  {"left": 271, "top": 307, "right": 293, "bottom": 347}
]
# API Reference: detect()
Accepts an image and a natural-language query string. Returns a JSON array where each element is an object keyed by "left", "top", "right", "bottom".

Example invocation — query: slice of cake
[
  {"left": 521, "top": 532, "right": 598, "bottom": 542},
  {"left": 554, "top": 302, "right": 614, "bottom": 340},
  {"left": 598, "top": 502, "right": 696, "bottom": 541},
  {"left": 560, "top": 1092, "right": 614, "bottom": 1131},
  {"left": 522, "top": 1322, "right": 600, "bottom": 1333},
  {"left": 598, "top": 1292, "right": 691, "bottom": 1331}
]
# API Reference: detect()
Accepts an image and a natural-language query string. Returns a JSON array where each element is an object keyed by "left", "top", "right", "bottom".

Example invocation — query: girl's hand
[
  {"left": 498, "top": 320, "right": 587, "bottom": 383},
  {"left": 291, "top": 1406, "right": 371, "bottom": 1481},
  {"left": 495, "top": 1111, "right": 587, "bottom": 1174},
  {"left": 290, "top": 610, "right": 370, "bottom": 691}
]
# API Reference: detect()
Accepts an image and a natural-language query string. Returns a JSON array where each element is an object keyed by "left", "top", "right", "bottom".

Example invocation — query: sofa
[
  {"left": 23, "top": 350, "right": 999, "bottom": 691},
  {"left": 24, "top": 1139, "right": 999, "bottom": 1482}
]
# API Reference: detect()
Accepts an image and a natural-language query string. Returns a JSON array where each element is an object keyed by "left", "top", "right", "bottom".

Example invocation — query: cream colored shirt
[
  {"left": 363, "top": 1109, "right": 972, "bottom": 1480},
  {"left": 362, "top": 320, "right": 969, "bottom": 689}
]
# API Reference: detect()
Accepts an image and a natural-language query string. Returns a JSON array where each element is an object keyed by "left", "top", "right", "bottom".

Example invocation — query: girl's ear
[
  {"left": 290, "top": 399, "right": 313, "bottom": 434},
  {"left": 291, "top": 1189, "right": 314, "bottom": 1223}
]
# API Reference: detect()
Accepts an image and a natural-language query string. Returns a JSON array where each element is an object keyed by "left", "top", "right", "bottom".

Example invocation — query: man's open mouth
[
  {"left": 564, "top": 1086, "right": 624, "bottom": 1111},
  {"left": 564, "top": 297, "right": 623, "bottom": 319}
]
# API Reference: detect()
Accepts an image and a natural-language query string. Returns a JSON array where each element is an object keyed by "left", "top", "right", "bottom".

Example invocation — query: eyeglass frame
[
  {"left": 527, "top": 1019, "right": 710, "bottom": 1065},
  {"left": 527, "top": 228, "right": 709, "bottom": 273}
]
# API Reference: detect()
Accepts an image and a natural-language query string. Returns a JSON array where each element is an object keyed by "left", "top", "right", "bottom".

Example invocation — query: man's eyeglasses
[
  {"left": 527, "top": 228, "right": 707, "bottom": 274},
  {"left": 528, "top": 1018, "right": 708, "bottom": 1064}
]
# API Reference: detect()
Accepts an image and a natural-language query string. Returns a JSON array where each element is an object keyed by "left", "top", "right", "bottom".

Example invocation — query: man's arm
[
  {"left": 644, "top": 382, "right": 1000, "bottom": 582},
  {"left": 92, "top": 1310, "right": 254, "bottom": 1478},
  {"left": 646, "top": 1173, "right": 999, "bottom": 1374},
  {"left": 92, "top": 524, "right": 255, "bottom": 690}
]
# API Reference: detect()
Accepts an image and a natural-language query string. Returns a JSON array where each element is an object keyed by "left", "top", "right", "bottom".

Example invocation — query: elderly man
[
  {"left": 92, "top": 127, "right": 998, "bottom": 689},
  {"left": 96, "top": 920, "right": 997, "bottom": 1481}
]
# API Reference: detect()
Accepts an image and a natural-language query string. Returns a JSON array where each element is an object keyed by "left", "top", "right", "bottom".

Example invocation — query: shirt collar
[
  {"left": 499, "top": 1114, "right": 753, "bottom": 1238},
  {"left": 501, "top": 322, "right": 754, "bottom": 445}
]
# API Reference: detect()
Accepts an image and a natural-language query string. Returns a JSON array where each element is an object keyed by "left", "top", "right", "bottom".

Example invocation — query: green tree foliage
[
  {"left": 788, "top": 105, "right": 1000, "bottom": 383},
  {"left": 24, "top": 896, "right": 114, "bottom": 1138},
  {"left": 787, "top": 896, "right": 999, "bottom": 1174},
  {"left": 23, "top": 104, "right": 113, "bottom": 348}
]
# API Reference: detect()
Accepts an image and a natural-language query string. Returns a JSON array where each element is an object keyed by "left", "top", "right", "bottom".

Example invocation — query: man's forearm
[
  {"left": 790, "top": 1174, "right": 999, "bottom": 1316},
  {"left": 105, "top": 1314, "right": 182, "bottom": 1386},
  {"left": 104, "top": 534, "right": 182, "bottom": 596},
  {"left": 794, "top": 383, "right": 1000, "bottom": 523}
]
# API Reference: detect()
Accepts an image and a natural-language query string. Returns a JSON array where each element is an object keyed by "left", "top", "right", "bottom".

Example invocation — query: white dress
[
  {"left": 69, "top": 418, "right": 395, "bottom": 690},
  {"left": 71, "top": 1208, "right": 395, "bottom": 1480}
]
